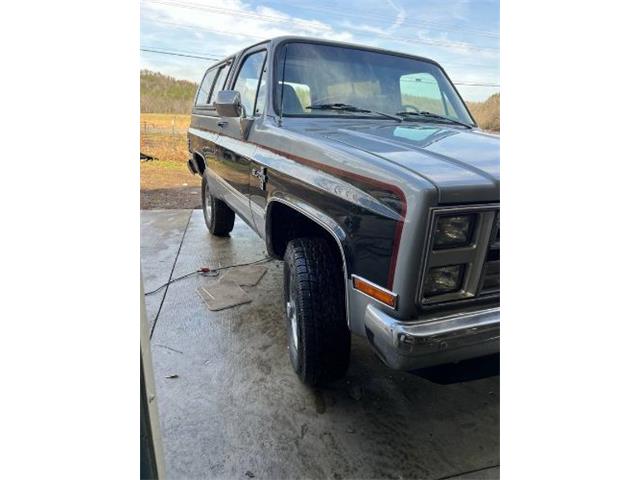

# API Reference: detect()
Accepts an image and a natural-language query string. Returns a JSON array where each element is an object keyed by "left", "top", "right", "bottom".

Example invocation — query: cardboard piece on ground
[
  {"left": 197, "top": 279, "right": 252, "bottom": 311},
  {"left": 220, "top": 265, "right": 268, "bottom": 287}
]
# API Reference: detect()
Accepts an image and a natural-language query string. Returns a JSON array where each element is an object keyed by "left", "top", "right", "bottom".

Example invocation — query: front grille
[
  {"left": 419, "top": 205, "right": 500, "bottom": 307},
  {"left": 480, "top": 215, "right": 500, "bottom": 293}
]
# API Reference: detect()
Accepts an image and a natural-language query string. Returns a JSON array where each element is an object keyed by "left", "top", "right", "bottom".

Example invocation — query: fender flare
[
  {"left": 191, "top": 151, "right": 206, "bottom": 175},
  {"left": 266, "top": 196, "right": 352, "bottom": 324}
]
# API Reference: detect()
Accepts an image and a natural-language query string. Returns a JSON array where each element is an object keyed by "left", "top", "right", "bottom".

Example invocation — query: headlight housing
[
  {"left": 423, "top": 265, "right": 465, "bottom": 295},
  {"left": 433, "top": 214, "right": 475, "bottom": 249}
]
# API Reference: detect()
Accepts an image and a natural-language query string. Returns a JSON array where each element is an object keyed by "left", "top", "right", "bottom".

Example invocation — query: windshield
[{"left": 274, "top": 42, "right": 474, "bottom": 125}]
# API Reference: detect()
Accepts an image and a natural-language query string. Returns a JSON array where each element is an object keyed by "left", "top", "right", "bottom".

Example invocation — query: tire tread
[
  {"left": 201, "top": 177, "right": 235, "bottom": 236},
  {"left": 284, "top": 237, "right": 350, "bottom": 386}
]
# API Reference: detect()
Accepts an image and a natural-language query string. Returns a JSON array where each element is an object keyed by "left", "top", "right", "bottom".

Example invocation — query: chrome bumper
[{"left": 363, "top": 305, "right": 500, "bottom": 370}]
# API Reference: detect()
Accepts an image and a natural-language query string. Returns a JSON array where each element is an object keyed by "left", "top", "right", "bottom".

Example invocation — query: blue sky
[{"left": 140, "top": 0, "right": 499, "bottom": 101}]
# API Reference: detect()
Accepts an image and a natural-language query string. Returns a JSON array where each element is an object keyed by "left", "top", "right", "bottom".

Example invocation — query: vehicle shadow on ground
[
  {"left": 411, "top": 353, "right": 500, "bottom": 385},
  {"left": 291, "top": 344, "right": 499, "bottom": 479}
]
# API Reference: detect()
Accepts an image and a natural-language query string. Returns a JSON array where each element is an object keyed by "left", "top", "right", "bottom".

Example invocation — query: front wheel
[
  {"left": 201, "top": 176, "right": 235, "bottom": 236},
  {"left": 283, "top": 237, "right": 351, "bottom": 386}
]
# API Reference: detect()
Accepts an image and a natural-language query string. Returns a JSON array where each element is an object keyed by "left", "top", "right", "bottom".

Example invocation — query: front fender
[{"left": 266, "top": 195, "right": 350, "bottom": 267}]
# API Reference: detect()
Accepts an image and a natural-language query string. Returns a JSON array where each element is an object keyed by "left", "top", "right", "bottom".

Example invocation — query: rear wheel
[
  {"left": 283, "top": 237, "right": 351, "bottom": 386},
  {"left": 201, "top": 176, "right": 235, "bottom": 236}
]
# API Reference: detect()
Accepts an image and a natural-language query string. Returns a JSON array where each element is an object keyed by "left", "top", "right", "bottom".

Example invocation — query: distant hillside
[
  {"left": 467, "top": 93, "right": 500, "bottom": 132},
  {"left": 140, "top": 70, "right": 198, "bottom": 114}
]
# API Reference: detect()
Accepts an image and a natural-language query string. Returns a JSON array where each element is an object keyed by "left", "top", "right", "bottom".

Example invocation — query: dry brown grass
[
  {"left": 141, "top": 113, "right": 191, "bottom": 131},
  {"left": 140, "top": 113, "right": 191, "bottom": 166},
  {"left": 467, "top": 93, "right": 500, "bottom": 132},
  {"left": 140, "top": 113, "right": 191, "bottom": 162},
  {"left": 140, "top": 113, "right": 200, "bottom": 209}
]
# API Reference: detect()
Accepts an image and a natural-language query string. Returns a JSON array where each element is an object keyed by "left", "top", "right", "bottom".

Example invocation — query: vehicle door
[
  {"left": 190, "top": 63, "right": 223, "bottom": 176},
  {"left": 213, "top": 46, "right": 269, "bottom": 231},
  {"left": 196, "top": 59, "right": 258, "bottom": 224}
]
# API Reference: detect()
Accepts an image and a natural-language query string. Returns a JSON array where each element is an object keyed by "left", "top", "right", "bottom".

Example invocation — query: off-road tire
[
  {"left": 283, "top": 237, "right": 351, "bottom": 386},
  {"left": 201, "top": 176, "right": 235, "bottom": 236}
]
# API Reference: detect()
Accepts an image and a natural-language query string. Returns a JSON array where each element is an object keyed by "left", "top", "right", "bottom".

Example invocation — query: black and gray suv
[{"left": 188, "top": 36, "right": 500, "bottom": 386}]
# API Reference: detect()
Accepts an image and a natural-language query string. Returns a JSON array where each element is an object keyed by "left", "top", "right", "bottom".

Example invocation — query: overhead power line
[
  {"left": 140, "top": 46, "right": 500, "bottom": 88},
  {"left": 142, "top": 0, "right": 498, "bottom": 53},
  {"left": 142, "top": 17, "right": 499, "bottom": 71},
  {"left": 144, "top": 17, "right": 266, "bottom": 41},
  {"left": 454, "top": 82, "right": 500, "bottom": 87},
  {"left": 141, "top": 44, "right": 225, "bottom": 58},
  {"left": 140, "top": 47, "right": 220, "bottom": 61}
]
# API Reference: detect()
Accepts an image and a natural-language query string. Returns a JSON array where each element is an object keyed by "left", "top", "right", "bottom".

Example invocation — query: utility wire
[
  {"left": 140, "top": 47, "right": 220, "bottom": 61},
  {"left": 454, "top": 82, "right": 500, "bottom": 88},
  {"left": 142, "top": 44, "right": 224, "bottom": 58},
  {"left": 140, "top": 46, "right": 499, "bottom": 87},
  {"left": 143, "top": 17, "right": 266, "bottom": 42},
  {"left": 142, "top": 17, "right": 499, "bottom": 70}
]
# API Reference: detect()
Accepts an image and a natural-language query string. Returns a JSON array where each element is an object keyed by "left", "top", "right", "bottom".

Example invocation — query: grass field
[{"left": 140, "top": 113, "right": 200, "bottom": 209}]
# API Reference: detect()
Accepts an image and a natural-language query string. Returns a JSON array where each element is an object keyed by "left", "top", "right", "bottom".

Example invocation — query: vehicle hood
[{"left": 290, "top": 121, "right": 500, "bottom": 204}]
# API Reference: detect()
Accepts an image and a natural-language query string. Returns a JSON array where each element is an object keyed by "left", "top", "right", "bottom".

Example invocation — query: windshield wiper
[
  {"left": 395, "top": 111, "right": 472, "bottom": 129},
  {"left": 307, "top": 103, "right": 402, "bottom": 122}
]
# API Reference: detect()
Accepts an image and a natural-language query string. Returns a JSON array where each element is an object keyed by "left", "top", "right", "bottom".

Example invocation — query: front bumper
[{"left": 363, "top": 305, "right": 499, "bottom": 370}]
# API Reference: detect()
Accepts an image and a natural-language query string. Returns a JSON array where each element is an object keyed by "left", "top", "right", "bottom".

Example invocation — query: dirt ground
[
  {"left": 140, "top": 159, "right": 201, "bottom": 209},
  {"left": 140, "top": 113, "right": 201, "bottom": 209}
]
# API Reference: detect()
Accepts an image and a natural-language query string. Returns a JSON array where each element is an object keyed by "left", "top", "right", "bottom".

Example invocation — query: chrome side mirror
[{"left": 214, "top": 90, "right": 245, "bottom": 118}]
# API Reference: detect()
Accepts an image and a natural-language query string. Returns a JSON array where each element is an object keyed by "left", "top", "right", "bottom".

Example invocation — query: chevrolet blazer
[{"left": 187, "top": 36, "right": 500, "bottom": 386}]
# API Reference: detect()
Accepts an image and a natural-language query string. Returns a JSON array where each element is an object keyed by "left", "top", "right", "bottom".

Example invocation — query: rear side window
[
  {"left": 399, "top": 72, "right": 447, "bottom": 115},
  {"left": 195, "top": 68, "right": 217, "bottom": 106},
  {"left": 233, "top": 51, "right": 267, "bottom": 116},
  {"left": 210, "top": 62, "right": 231, "bottom": 106}
]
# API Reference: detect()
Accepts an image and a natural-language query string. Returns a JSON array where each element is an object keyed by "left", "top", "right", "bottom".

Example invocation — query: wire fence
[{"left": 140, "top": 115, "right": 189, "bottom": 161}]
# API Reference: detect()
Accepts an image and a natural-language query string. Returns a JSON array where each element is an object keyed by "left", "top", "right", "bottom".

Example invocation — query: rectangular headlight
[
  {"left": 434, "top": 214, "right": 474, "bottom": 249},
  {"left": 423, "top": 265, "right": 465, "bottom": 295}
]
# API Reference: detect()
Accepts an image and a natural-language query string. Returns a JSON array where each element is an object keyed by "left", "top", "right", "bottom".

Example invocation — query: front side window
[
  {"left": 195, "top": 68, "right": 217, "bottom": 106},
  {"left": 274, "top": 42, "right": 473, "bottom": 124},
  {"left": 233, "top": 50, "right": 267, "bottom": 116}
]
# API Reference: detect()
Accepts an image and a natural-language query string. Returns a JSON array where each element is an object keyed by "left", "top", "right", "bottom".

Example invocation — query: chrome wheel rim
[
  {"left": 286, "top": 281, "right": 299, "bottom": 351},
  {"left": 204, "top": 184, "right": 212, "bottom": 224},
  {"left": 286, "top": 299, "right": 298, "bottom": 351}
]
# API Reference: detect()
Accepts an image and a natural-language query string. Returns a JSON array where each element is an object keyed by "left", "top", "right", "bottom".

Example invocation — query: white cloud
[
  {"left": 385, "top": 0, "right": 406, "bottom": 31},
  {"left": 338, "top": 20, "right": 389, "bottom": 37},
  {"left": 139, "top": 0, "right": 499, "bottom": 95},
  {"left": 141, "top": 0, "right": 354, "bottom": 56}
]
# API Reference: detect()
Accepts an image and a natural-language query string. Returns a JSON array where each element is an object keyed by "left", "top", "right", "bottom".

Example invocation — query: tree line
[{"left": 140, "top": 70, "right": 198, "bottom": 114}]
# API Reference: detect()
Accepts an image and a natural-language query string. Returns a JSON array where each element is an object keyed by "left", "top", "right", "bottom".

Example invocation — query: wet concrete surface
[
  {"left": 141, "top": 209, "right": 192, "bottom": 326},
  {"left": 141, "top": 210, "right": 500, "bottom": 479}
]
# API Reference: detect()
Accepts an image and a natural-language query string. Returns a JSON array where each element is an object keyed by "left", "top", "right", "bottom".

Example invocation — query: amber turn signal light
[{"left": 352, "top": 275, "right": 398, "bottom": 309}]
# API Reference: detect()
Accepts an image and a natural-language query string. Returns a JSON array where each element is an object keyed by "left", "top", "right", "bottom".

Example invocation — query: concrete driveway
[{"left": 141, "top": 209, "right": 500, "bottom": 480}]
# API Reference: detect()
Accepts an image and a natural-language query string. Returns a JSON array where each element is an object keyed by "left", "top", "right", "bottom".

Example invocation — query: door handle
[{"left": 217, "top": 120, "right": 228, "bottom": 128}]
